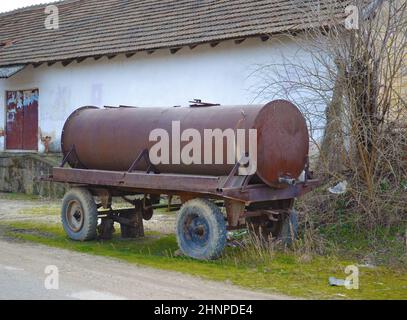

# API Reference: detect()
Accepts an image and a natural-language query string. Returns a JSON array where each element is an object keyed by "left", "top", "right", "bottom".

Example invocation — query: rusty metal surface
[
  {"left": 52, "top": 167, "right": 220, "bottom": 194},
  {"left": 225, "top": 200, "right": 246, "bottom": 227},
  {"left": 220, "top": 180, "right": 319, "bottom": 203},
  {"left": 48, "top": 167, "right": 318, "bottom": 204},
  {"left": 61, "top": 100, "right": 309, "bottom": 186}
]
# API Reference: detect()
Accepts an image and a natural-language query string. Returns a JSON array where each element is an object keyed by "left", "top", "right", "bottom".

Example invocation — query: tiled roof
[
  {"left": 0, "top": 64, "right": 25, "bottom": 78},
  {"left": 0, "top": 0, "right": 349, "bottom": 67}
]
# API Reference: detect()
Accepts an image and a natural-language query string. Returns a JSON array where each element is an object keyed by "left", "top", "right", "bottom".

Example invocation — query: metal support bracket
[
  {"left": 127, "top": 149, "right": 160, "bottom": 174},
  {"left": 225, "top": 199, "right": 246, "bottom": 228},
  {"left": 218, "top": 155, "right": 254, "bottom": 191},
  {"left": 60, "top": 145, "right": 87, "bottom": 169}
]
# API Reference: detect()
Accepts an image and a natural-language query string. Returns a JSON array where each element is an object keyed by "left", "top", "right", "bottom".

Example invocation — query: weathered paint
[
  {"left": 0, "top": 36, "right": 316, "bottom": 153},
  {"left": 61, "top": 101, "right": 309, "bottom": 184},
  {"left": 5, "top": 91, "right": 23, "bottom": 150},
  {"left": 5, "top": 89, "right": 38, "bottom": 150},
  {"left": 22, "top": 89, "right": 39, "bottom": 150}
]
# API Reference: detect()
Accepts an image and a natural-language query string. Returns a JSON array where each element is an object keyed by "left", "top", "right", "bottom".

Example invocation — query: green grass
[
  {"left": 1, "top": 220, "right": 406, "bottom": 300},
  {"left": 319, "top": 220, "right": 407, "bottom": 267},
  {"left": 299, "top": 195, "right": 407, "bottom": 268},
  {"left": 154, "top": 207, "right": 179, "bottom": 215},
  {"left": 18, "top": 205, "right": 60, "bottom": 216},
  {"left": 0, "top": 192, "right": 41, "bottom": 201}
]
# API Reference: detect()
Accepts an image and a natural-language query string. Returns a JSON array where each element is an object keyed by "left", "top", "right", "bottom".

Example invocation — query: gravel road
[{"left": 0, "top": 240, "right": 290, "bottom": 300}]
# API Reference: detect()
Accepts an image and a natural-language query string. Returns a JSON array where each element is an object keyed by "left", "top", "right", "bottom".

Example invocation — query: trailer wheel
[
  {"left": 280, "top": 209, "right": 298, "bottom": 245},
  {"left": 247, "top": 210, "right": 298, "bottom": 245},
  {"left": 61, "top": 188, "right": 98, "bottom": 241},
  {"left": 176, "top": 199, "right": 226, "bottom": 260}
]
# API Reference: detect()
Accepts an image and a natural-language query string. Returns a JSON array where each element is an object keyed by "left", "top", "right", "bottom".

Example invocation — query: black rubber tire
[
  {"left": 176, "top": 199, "right": 227, "bottom": 260},
  {"left": 280, "top": 209, "right": 298, "bottom": 245},
  {"left": 61, "top": 188, "right": 98, "bottom": 241}
]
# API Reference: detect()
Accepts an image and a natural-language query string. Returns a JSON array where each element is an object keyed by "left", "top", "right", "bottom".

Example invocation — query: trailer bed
[{"left": 44, "top": 167, "right": 318, "bottom": 205}]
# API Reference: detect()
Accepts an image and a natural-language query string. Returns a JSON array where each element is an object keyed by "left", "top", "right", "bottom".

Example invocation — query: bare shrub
[{"left": 251, "top": 0, "right": 407, "bottom": 260}]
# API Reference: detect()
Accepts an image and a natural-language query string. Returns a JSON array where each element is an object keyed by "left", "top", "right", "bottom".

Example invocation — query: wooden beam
[
  {"left": 170, "top": 47, "right": 181, "bottom": 54},
  {"left": 62, "top": 59, "right": 73, "bottom": 67},
  {"left": 76, "top": 57, "right": 86, "bottom": 64},
  {"left": 234, "top": 38, "right": 246, "bottom": 45}
]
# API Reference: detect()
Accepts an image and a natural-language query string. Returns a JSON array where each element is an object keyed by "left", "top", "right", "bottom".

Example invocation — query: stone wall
[{"left": 0, "top": 153, "right": 67, "bottom": 198}]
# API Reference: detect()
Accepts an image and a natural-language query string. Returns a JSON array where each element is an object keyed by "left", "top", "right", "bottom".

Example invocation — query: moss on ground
[
  {"left": 0, "top": 192, "right": 41, "bottom": 201},
  {"left": 319, "top": 220, "right": 407, "bottom": 267},
  {"left": 18, "top": 205, "right": 60, "bottom": 216},
  {"left": 1, "top": 220, "right": 406, "bottom": 300}
]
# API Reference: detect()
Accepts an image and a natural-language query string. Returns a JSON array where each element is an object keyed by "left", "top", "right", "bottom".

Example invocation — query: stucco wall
[{"left": 0, "top": 36, "right": 313, "bottom": 153}]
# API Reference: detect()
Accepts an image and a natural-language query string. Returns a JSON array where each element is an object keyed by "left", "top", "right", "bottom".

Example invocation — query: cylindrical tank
[{"left": 61, "top": 100, "right": 309, "bottom": 186}]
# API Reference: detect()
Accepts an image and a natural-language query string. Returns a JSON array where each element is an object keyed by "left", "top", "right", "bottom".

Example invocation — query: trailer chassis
[{"left": 42, "top": 156, "right": 318, "bottom": 260}]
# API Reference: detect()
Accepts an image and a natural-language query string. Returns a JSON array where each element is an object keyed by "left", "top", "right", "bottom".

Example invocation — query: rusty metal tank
[{"left": 61, "top": 100, "right": 309, "bottom": 186}]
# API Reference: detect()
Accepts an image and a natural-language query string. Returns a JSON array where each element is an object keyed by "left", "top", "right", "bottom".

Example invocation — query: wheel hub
[
  {"left": 66, "top": 200, "right": 84, "bottom": 232},
  {"left": 184, "top": 215, "right": 210, "bottom": 247}
]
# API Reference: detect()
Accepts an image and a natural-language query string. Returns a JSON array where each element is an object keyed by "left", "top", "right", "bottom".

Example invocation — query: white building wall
[{"left": 0, "top": 36, "right": 313, "bottom": 153}]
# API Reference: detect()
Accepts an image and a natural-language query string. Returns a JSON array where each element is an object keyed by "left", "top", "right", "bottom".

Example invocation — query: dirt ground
[{"left": 0, "top": 193, "right": 290, "bottom": 300}]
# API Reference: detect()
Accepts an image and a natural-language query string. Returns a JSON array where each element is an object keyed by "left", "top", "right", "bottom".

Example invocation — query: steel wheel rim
[
  {"left": 183, "top": 213, "right": 210, "bottom": 249},
  {"left": 66, "top": 200, "right": 84, "bottom": 232}
]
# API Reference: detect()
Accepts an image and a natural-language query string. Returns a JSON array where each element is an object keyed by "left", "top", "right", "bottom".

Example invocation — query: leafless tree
[{"left": 252, "top": 0, "right": 407, "bottom": 230}]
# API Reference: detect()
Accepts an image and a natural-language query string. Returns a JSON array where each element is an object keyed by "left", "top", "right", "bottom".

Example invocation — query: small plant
[{"left": 222, "top": 225, "right": 279, "bottom": 268}]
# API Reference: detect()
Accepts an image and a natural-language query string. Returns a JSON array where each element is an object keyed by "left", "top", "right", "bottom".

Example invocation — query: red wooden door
[
  {"left": 5, "top": 89, "right": 38, "bottom": 151},
  {"left": 6, "top": 91, "right": 24, "bottom": 150},
  {"left": 22, "top": 90, "right": 39, "bottom": 150}
]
